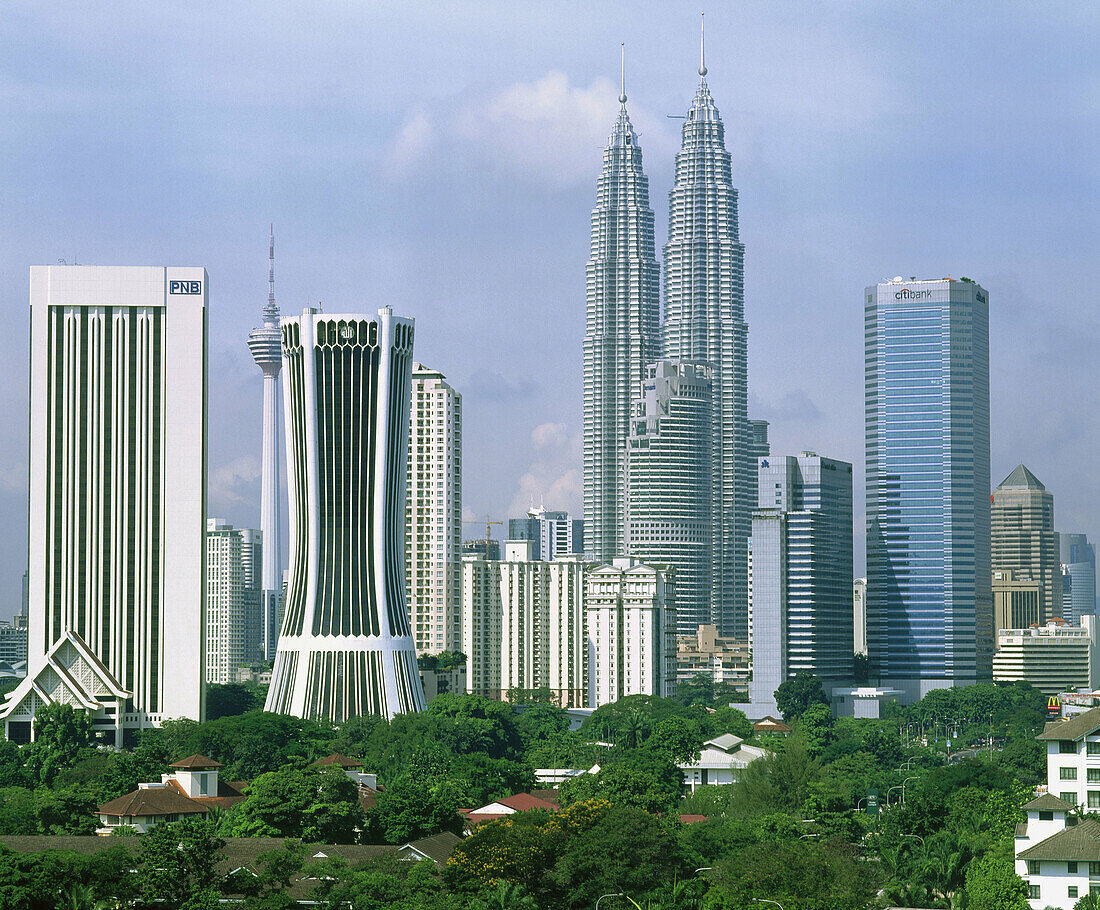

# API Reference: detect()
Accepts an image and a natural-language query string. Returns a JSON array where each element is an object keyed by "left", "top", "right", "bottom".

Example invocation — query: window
[
  {"left": 1062, "top": 792, "right": 1077, "bottom": 804},
  {"left": 1028, "top": 861, "right": 1041, "bottom": 875},
  {"left": 1090, "top": 792, "right": 1100, "bottom": 809},
  {"left": 1089, "top": 741, "right": 1100, "bottom": 755},
  {"left": 1062, "top": 767, "right": 1079, "bottom": 780},
  {"left": 1039, "top": 810, "right": 1054, "bottom": 820},
  {"left": 1090, "top": 769, "right": 1100, "bottom": 782},
  {"left": 1090, "top": 862, "right": 1100, "bottom": 878},
  {"left": 1070, "top": 862, "right": 1079, "bottom": 874},
  {"left": 1070, "top": 886, "right": 1079, "bottom": 898},
  {"left": 1028, "top": 885, "right": 1039, "bottom": 900},
  {"left": 1062, "top": 740, "right": 1079, "bottom": 753}
]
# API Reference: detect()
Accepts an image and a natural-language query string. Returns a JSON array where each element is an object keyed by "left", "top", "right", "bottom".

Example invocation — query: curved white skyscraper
[
  {"left": 265, "top": 307, "right": 426, "bottom": 721},
  {"left": 583, "top": 48, "right": 661, "bottom": 563},
  {"left": 247, "top": 228, "right": 283, "bottom": 660},
  {"left": 663, "top": 30, "right": 750, "bottom": 637}
]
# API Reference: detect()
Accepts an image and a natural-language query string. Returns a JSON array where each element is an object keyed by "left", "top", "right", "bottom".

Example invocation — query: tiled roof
[
  {"left": 313, "top": 753, "right": 364, "bottom": 769},
  {"left": 170, "top": 754, "right": 224, "bottom": 770},
  {"left": 1022, "top": 793, "right": 1074, "bottom": 811},
  {"left": 1018, "top": 818, "right": 1100, "bottom": 862},
  {"left": 494, "top": 793, "right": 560, "bottom": 812},
  {"left": 678, "top": 814, "right": 708, "bottom": 824},
  {"left": 97, "top": 786, "right": 209, "bottom": 818},
  {"left": 399, "top": 831, "right": 462, "bottom": 864},
  {"left": 1036, "top": 707, "right": 1100, "bottom": 741}
]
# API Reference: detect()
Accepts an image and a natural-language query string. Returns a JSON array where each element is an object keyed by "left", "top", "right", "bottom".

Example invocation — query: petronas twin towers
[{"left": 583, "top": 34, "right": 752, "bottom": 638}]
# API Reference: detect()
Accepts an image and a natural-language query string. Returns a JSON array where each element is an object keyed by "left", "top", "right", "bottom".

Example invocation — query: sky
[{"left": 0, "top": 1, "right": 1097, "bottom": 618}]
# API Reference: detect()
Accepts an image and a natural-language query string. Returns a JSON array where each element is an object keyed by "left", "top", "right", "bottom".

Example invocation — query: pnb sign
[{"left": 169, "top": 280, "right": 202, "bottom": 295}]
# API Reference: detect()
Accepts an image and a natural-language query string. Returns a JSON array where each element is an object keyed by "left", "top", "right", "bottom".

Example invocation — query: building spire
[
  {"left": 619, "top": 42, "right": 627, "bottom": 106},
  {"left": 264, "top": 224, "right": 279, "bottom": 325},
  {"left": 699, "top": 12, "right": 708, "bottom": 77}
]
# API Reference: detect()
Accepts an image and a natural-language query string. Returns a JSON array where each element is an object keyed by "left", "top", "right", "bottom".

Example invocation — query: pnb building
[{"left": 265, "top": 308, "right": 425, "bottom": 721}]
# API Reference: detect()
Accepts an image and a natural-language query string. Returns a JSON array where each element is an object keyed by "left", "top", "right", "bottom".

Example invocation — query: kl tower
[{"left": 247, "top": 226, "right": 284, "bottom": 660}]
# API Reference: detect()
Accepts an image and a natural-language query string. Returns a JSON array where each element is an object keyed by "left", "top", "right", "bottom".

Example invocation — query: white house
[{"left": 678, "top": 734, "right": 769, "bottom": 792}]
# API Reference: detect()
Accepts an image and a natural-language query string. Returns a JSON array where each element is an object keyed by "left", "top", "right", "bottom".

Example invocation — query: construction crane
[{"left": 462, "top": 515, "right": 503, "bottom": 541}]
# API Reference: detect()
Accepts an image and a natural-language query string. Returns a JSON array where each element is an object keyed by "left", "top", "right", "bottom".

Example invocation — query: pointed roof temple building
[{"left": 583, "top": 44, "right": 662, "bottom": 564}]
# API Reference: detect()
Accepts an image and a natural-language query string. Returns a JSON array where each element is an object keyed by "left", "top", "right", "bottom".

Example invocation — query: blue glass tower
[{"left": 865, "top": 278, "right": 991, "bottom": 700}]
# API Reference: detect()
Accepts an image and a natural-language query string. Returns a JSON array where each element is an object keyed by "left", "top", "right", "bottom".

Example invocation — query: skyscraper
[
  {"left": 265, "top": 307, "right": 425, "bottom": 721},
  {"left": 3, "top": 266, "right": 207, "bottom": 741},
  {"left": 991, "top": 465, "right": 1061, "bottom": 625},
  {"left": 624, "top": 361, "right": 713, "bottom": 636},
  {"left": 508, "top": 507, "right": 583, "bottom": 561},
  {"left": 662, "top": 29, "right": 751, "bottom": 637},
  {"left": 406, "top": 362, "right": 462, "bottom": 655},
  {"left": 1061, "top": 533, "right": 1097, "bottom": 622},
  {"left": 866, "top": 277, "right": 991, "bottom": 700},
  {"left": 205, "top": 519, "right": 263, "bottom": 684},
  {"left": 583, "top": 48, "right": 661, "bottom": 563},
  {"left": 247, "top": 228, "right": 284, "bottom": 661},
  {"left": 748, "top": 453, "right": 854, "bottom": 717}
]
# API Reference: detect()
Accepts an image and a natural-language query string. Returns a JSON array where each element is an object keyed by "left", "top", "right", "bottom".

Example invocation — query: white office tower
[
  {"left": 662, "top": 32, "right": 751, "bottom": 638},
  {"left": 625, "top": 361, "right": 713, "bottom": 636},
  {"left": 205, "top": 520, "right": 264, "bottom": 684},
  {"left": 265, "top": 308, "right": 425, "bottom": 721},
  {"left": 406, "top": 363, "right": 462, "bottom": 655},
  {"left": 2, "top": 266, "right": 206, "bottom": 744},
  {"left": 508, "top": 507, "right": 584, "bottom": 561},
  {"left": 582, "top": 51, "right": 661, "bottom": 563},
  {"left": 586, "top": 558, "right": 676, "bottom": 707},
  {"left": 247, "top": 228, "right": 284, "bottom": 661},
  {"left": 748, "top": 454, "right": 854, "bottom": 717},
  {"left": 461, "top": 544, "right": 587, "bottom": 707}
]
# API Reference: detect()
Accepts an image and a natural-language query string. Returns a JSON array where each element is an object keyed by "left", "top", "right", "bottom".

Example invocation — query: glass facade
[{"left": 865, "top": 279, "right": 991, "bottom": 695}]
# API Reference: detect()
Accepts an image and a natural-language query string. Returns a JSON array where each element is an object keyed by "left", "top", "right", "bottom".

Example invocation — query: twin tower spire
[{"left": 582, "top": 17, "right": 752, "bottom": 639}]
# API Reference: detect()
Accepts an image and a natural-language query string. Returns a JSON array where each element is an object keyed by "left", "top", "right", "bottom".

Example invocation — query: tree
[
  {"left": 774, "top": 671, "right": 828, "bottom": 721},
  {"left": 796, "top": 703, "right": 835, "bottom": 759},
  {"left": 139, "top": 816, "right": 225, "bottom": 910},
  {"left": 646, "top": 716, "right": 702, "bottom": 763},
  {"left": 0, "top": 787, "right": 37, "bottom": 834},
  {"left": 25, "top": 704, "right": 96, "bottom": 786},
  {"left": 708, "top": 706, "right": 754, "bottom": 741},
  {"left": 230, "top": 765, "right": 364, "bottom": 842},
  {"left": 205, "top": 683, "right": 265, "bottom": 720},
  {"left": 962, "top": 839, "right": 1028, "bottom": 910},
  {"left": 559, "top": 752, "right": 683, "bottom": 815},
  {"left": 367, "top": 773, "right": 464, "bottom": 844}
]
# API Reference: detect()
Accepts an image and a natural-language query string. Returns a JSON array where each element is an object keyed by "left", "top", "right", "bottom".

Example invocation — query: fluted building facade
[
  {"left": 662, "top": 62, "right": 751, "bottom": 638},
  {"left": 625, "top": 361, "right": 713, "bottom": 635},
  {"left": 583, "top": 88, "right": 661, "bottom": 563},
  {"left": 265, "top": 307, "right": 425, "bottom": 722}
]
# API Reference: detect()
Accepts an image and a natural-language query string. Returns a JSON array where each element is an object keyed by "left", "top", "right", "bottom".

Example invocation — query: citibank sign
[{"left": 894, "top": 288, "right": 933, "bottom": 300}]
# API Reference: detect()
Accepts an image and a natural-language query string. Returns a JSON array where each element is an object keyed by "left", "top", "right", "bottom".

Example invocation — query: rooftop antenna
[
  {"left": 264, "top": 224, "right": 279, "bottom": 324},
  {"left": 619, "top": 42, "right": 627, "bottom": 105},
  {"left": 699, "top": 11, "right": 707, "bottom": 77}
]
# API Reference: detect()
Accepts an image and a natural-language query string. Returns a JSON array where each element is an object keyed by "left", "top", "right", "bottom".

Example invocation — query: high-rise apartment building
[
  {"left": 991, "top": 465, "right": 1061, "bottom": 625},
  {"left": 508, "top": 507, "right": 583, "bottom": 561},
  {"left": 1060, "top": 533, "right": 1096, "bottom": 623},
  {"left": 993, "top": 568, "right": 1042, "bottom": 634},
  {"left": 2, "top": 266, "right": 207, "bottom": 743},
  {"left": 865, "top": 277, "right": 991, "bottom": 700},
  {"left": 586, "top": 558, "right": 676, "bottom": 707},
  {"left": 662, "top": 47, "right": 751, "bottom": 638},
  {"left": 853, "top": 579, "right": 868, "bottom": 656},
  {"left": 748, "top": 453, "right": 854, "bottom": 717},
  {"left": 748, "top": 420, "right": 770, "bottom": 512},
  {"left": 406, "top": 363, "right": 462, "bottom": 655},
  {"left": 205, "top": 520, "right": 264, "bottom": 684},
  {"left": 582, "top": 60, "right": 661, "bottom": 564},
  {"left": 624, "top": 361, "right": 713, "bottom": 636},
  {"left": 247, "top": 228, "right": 284, "bottom": 661},
  {"left": 461, "top": 544, "right": 587, "bottom": 707},
  {"left": 265, "top": 308, "right": 425, "bottom": 722}
]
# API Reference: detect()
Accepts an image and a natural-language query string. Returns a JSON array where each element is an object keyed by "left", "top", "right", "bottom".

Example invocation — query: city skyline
[{"left": 1, "top": 4, "right": 1097, "bottom": 617}]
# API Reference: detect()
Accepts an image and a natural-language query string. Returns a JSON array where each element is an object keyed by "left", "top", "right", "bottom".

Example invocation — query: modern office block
[
  {"left": 662, "top": 46, "right": 751, "bottom": 638},
  {"left": 461, "top": 550, "right": 587, "bottom": 707},
  {"left": 748, "top": 453, "right": 854, "bottom": 717},
  {"left": 462, "top": 538, "right": 501, "bottom": 562},
  {"left": 582, "top": 61, "right": 661, "bottom": 564},
  {"left": 265, "top": 307, "right": 425, "bottom": 722},
  {"left": 624, "top": 361, "right": 713, "bottom": 636},
  {"left": 865, "top": 277, "right": 991, "bottom": 700},
  {"left": 992, "top": 465, "right": 1061, "bottom": 625},
  {"left": 993, "top": 618, "right": 1098, "bottom": 695},
  {"left": 508, "top": 507, "right": 583, "bottom": 561},
  {"left": 205, "top": 520, "right": 264, "bottom": 684},
  {"left": 993, "top": 568, "right": 1043, "bottom": 634},
  {"left": 247, "top": 228, "right": 284, "bottom": 661},
  {"left": 586, "top": 558, "right": 676, "bottom": 707},
  {"left": 2, "top": 265, "right": 207, "bottom": 742},
  {"left": 748, "top": 420, "right": 770, "bottom": 512},
  {"left": 853, "top": 578, "right": 868, "bottom": 656},
  {"left": 406, "top": 363, "right": 462, "bottom": 654},
  {"left": 1061, "top": 533, "right": 1096, "bottom": 623}
]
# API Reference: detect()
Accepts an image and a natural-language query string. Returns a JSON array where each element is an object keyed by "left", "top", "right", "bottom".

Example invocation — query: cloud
[
  {"left": 383, "top": 108, "right": 435, "bottom": 175},
  {"left": 754, "top": 389, "right": 824, "bottom": 424},
  {"left": 0, "top": 464, "right": 25, "bottom": 494},
  {"left": 463, "top": 369, "right": 537, "bottom": 404},
  {"left": 208, "top": 456, "right": 261, "bottom": 515},
  {"left": 507, "top": 421, "right": 582, "bottom": 518}
]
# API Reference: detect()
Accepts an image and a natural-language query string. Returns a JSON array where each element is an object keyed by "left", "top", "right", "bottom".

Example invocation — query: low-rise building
[
  {"left": 677, "top": 734, "right": 768, "bottom": 793},
  {"left": 994, "top": 618, "right": 1099, "bottom": 695},
  {"left": 675, "top": 624, "right": 750, "bottom": 693}
]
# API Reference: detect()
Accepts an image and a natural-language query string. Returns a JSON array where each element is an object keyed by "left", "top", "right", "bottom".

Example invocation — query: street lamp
[
  {"left": 754, "top": 900, "right": 786, "bottom": 910},
  {"left": 902, "top": 833, "right": 924, "bottom": 847},
  {"left": 886, "top": 785, "right": 903, "bottom": 806},
  {"left": 596, "top": 894, "right": 624, "bottom": 910},
  {"left": 694, "top": 867, "right": 713, "bottom": 874},
  {"left": 901, "top": 776, "right": 920, "bottom": 804}
]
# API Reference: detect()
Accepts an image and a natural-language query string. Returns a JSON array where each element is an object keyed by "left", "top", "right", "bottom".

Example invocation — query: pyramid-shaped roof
[
  {"left": 170, "top": 754, "right": 223, "bottom": 770},
  {"left": 998, "top": 464, "right": 1046, "bottom": 491}
]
